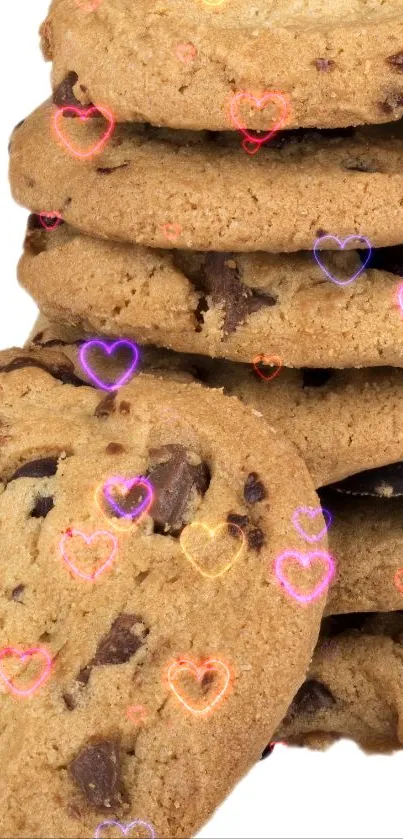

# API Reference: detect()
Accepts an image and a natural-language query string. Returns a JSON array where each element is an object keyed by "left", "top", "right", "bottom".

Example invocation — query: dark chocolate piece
[
  {"left": 96, "top": 164, "right": 129, "bottom": 174},
  {"left": 260, "top": 742, "right": 275, "bottom": 760},
  {"left": 30, "top": 495, "right": 55, "bottom": 519},
  {"left": 227, "top": 512, "right": 250, "bottom": 537},
  {"left": 285, "top": 679, "right": 335, "bottom": 719},
  {"left": 387, "top": 51, "right": 403, "bottom": 71},
  {"left": 105, "top": 443, "right": 125, "bottom": 455},
  {"left": 147, "top": 444, "right": 210, "bottom": 534},
  {"left": 379, "top": 91, "right": 403, "bottom": 114},
  {"left": 11, "top": 584, "right": 25, "bottom": 602},
  {"left": 10, "top": 458, "right": 58, "bottom": 481},
  {"left": 94, "top": 393, "right": 117, "bottom": 418},
  {"left": 70, "top": 741, "right": 123, "bottom": 810},
  {"left": 247, "top": 527, "right": 264, "bottom": 551},
  {"left": 244, "top": 472, "right": 266, "bottom": 504},
  {"left": 201, "top": 253, "right": 276, "bottom": 335},
  {"left": 92, "top": 615, "right": 148, "bottom": 666},
  {"left": 0, "top": 356, "right": 87, "bottom": 387},
  {"left": 327, "top": 461, "right": 403, "bottom": 498}
]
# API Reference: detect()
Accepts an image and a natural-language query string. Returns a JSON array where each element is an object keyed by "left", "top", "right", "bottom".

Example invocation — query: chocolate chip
[
  {"left": 244, "top": 473, "right": 266, "bottom": 504},
  {"left": 0, "top": 355, "right": 86, "bottom": 387},
  {"left": 63, "top": 692, "right": 77, "bottom": 710},
  {"left": 342, "top": 159, "right": 380, "bottom": 173},
  {"left": 327, "top": 461, "right": 403, "bottom": 498},
  {"left": 379, "top": 91, "right": 403, "bottom": 114},
  {"left": 147, "top": 444, "right": 210, "bottom": 534},
  {"left": 96, "top": 164, "right": 129, "bottom": 175},
  {"left": 285, "top": 680, "right": 335, "bottom": 720},
  {"left": 362, "top": 244, "right": 403, "bottom": 276},
  {"left": 92, "top": 615, "right": 148, "bottom": 666},
  {"left": 105, "top": 443, "right": 125, "bottom": 455},
  {"left": 10, "top": 457, "right": 58, "bottom": 481},
  {"left": 30, "top": 495, "right": 54, "bottom": 519},
  {"left": 316, "top": 228, "right": 327, "bottom": 238},
  {"left": 227, "top": 512, "right": 250, "bottom": 537},
  {"left": 301, "top": 369, "right": 333, "bottom": 388},
  {"left": 260, "top": 742, "right": 275, "bottom": 760},
  {"left": 70, "top": 740, "right": 123, "bottom": 810},
  {"left": 247, "top": 527, "right": 264, "bottom": 551},
  {"left": 119, "top": 400, "right": 131, "bottom": 415},
  {"left": 94, "top": 393, "right": 116, "bottom": 418},
  {"left": 313, "top": 58, "right": 336, "bottom": 71},
  {"left": 52, "top": 72, "right": 82, "bottom": 109},
  {"left": 77, "top": 666, "right": 92, "bottom": 686},
  {"left": 11, "top": 584, "right": 25, "bottom": 602},
  {"left": 387, "top": 51, "right": 403, "bottom": 71}
]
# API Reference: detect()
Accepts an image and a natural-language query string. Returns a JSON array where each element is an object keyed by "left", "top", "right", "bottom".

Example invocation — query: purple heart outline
[
  {"left": 103, "top": 475, "right": 153, "bottom": 521},
  {"left": 79, "top": 339, "right": 140, "bottom": 392},
  {"left": 94, "top": 819, "right": 156, "bottom": 839},
  {"left": 292, "top": 506, "right": 332, "bottom": 544},
  {"left": 274, "top": 549, "right": 335, "bottom": 605},
  {"left": 313, "top": 234, "right": 372, "bottom": 287}
]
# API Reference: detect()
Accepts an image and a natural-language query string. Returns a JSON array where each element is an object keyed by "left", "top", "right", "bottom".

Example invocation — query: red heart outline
[
  {"left": 230, "top": 91, "right": 289, "bottom": 148},
  {"left": 252, "top": 354, "right": 283, "bottom": 382},
  {"left": 53, "top": 105, "right": 115, "bottom": 159},
  {"left": 38, "top": 211, "right": 63, "bottom": 231},
  {"left": 0, "top": 646, "right": 52, "bottom": 697}
]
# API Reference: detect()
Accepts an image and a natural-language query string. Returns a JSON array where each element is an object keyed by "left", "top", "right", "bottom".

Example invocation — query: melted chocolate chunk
[
  {"left": 30, "top": 495, "right": 54, "bottom": 519},
  {"left": 379, "top": 91, "right": 403, "bottom": 114},
  {"left": 94, "top": 393, "right": 117, "bottom": 418},
  {"left": 70, "top": 741, "right": 123, "bottom": 810},
  {"left": 260, "top": 742, "right": 275, "bottom": 760},
  {"left": 247, "top": 527, "right": 264, "bottom": 551},
  {"left": 362, "top": 244, "right": 403, "bottom": 276},
  {"left": 53, "top": 71, "right": 85, "bottom": 110},
  {"left": 313, "top": 58, "right": 336, "bottom": 71},
  {"left": 11, "top": 584, "right": 25, "bottom": 602},
  {"left": 301, "top": 369, "right": 333, "bottom": 388},
  {"left": 387, "top": 51, "right": 403, "bottom": 71},
  {"left": 96, "top": 164, "right": 129, "bottom": 174},
  {"left": 92, "top": 615, "right": 148, "bottom": 666},
  {"left": 227, "top": 512, "right": 250, "bottom": 537},
  {"left": 286, "top": 680, "right": 335, "bottom": 719},
  {"left": 10, "top": 457, "right": 58, "bottom": 481},
  {"left": 147, "top": 444, "right": 210, "bottom": 534},
  {"left": 105, "top": 443, "right": 125, "bottom": 455},
  {"left": 244, "top": 472, "right": 266, "bottom": 504},
  {"left": 327, "top": 461, "right": 403, "bottom": 497},
  {"left": 63, "top": 692, "right": 76, "bottom": 710},
  {"left": 0, "top": 356, "right": 87, "bottom": 387},
  {"left": 203, "top": 254, "right": 276, "bottom": 335}
]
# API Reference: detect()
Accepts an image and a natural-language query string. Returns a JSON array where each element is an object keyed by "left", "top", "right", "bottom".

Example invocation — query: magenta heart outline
[
  {"left": 103, "top": 475, "right": 153, "bottom": 521},
  {"left": 79, "top": 339, "right": 139, "bottom": 391},
  {"left": 94, "top": 819, "right": 156, "bottom": 839},
  {"left": 292, "top": 506, "right": 332, "bottom": 544},
  {"left": 0, "top": 646, "right": 52, "bottom": 697},
  {"left": 313, "top": 234, "right": 372, "bottom": 286},
  {"left": 229, "top": 91, "right": 289, "bottom": 147},
  {"left": 274, "top": 550, "right": 335, "bottom": 605}
]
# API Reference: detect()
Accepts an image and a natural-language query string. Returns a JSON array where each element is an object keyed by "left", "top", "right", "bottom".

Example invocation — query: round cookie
[
  {"left": 17, "top": 221, "right": 403, "bottom": 369},
  {"left": 0, "top": 346, "right": 329, "bottom": 839},
  {"left": 9, "top": 101, "right": 403, "bottom": 252},
  {"left": 40, "top": 0, "right": 403, "bottom": 131},
  {"left": 275, "top": 611, "right": 403, "bottom": 754},
  {"left": 27, "top": 313, "right": 403, "bottom": 489}
]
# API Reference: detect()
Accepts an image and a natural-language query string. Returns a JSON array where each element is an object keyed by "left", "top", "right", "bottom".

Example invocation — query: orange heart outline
[
  {"left": 53, "top": 104, "right": 115, "bottom": 160},
  {"left": 229, "top": 91, "right": 289, "bottom": 147},
  {"left": 179, "top": 521, "right": 245, "bottom": 578},
  {"left": 252, "top": 354, "right": 283, "bottom": 383},
  {"left": 167, "top": 658, "right": 232, "bottom": 716},
  {"left": 394, "top": 568, "right": 403, "bottom": 594}
]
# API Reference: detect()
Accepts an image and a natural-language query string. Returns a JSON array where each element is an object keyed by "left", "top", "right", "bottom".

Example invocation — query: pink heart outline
[
  {"left": 60, "top": 528, "right": 118, "bottom": 582},
  {"left": 0, "top": 646, "right": 52, "bottom": 698},
  {"left": 313, "top": 234, "right": 372, "bottom": 287},
  {"left": 292, "top": 506, "right": 332, "bottom": 544},
  {"left": 162, "top": 222, "right": 182, "bottom": 243},
  {"left": 79, "top": 339, "right": 140, "bottom": 392},
  {"left": 38, "top": 211, "right": 63, "bottom": 231},
  {"left": 53, "top": 104, "right": 115, "bottom": 159},
  {"left": 274, "top": 550, "right": 335, "bottom": 605},
  {"left": 229, "top": 91, "right": 289, "bottom": 147},
  {"left": 94, "top": 819, "right": 156, "bottom": 839},
  {"left": 397, "top": 283, "right": 403, "bottom": 314}
]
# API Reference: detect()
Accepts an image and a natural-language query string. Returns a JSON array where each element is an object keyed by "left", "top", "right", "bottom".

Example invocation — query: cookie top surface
[
  {"left": 9, "top": 102, "right": 403, "bottom": 252},
  {"left": 0, "top": 347, "right": 328, "bottom": 838},
  {"left": 276, "top": 611, "right": 403, "bottom": 754},
  {"left": 41, "top": 0, "right": 403, "bottom": 130}
]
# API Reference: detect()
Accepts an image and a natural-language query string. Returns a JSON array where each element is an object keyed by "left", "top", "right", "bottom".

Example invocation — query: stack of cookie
[{"left": 4, "top": 0, "right": 403, "bottom": 835}]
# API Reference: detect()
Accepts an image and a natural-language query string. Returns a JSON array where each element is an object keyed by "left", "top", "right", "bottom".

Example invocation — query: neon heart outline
[
  {"left": 292, "top": 506, "right": 332, "bottom": 544},
  {"left": 397, "top": 283, "right": 403, "bottom": 314},
  {"left": 175, "top": 43, "right": 197, "bottom": 64},
  {"left": 79, "top": 339, "right": 139, "bottom": 392},
  {"left": 53, "top": 105, "right": 115, "bottom": 159},
  {"left": 162, "top": 223, "right": 182, "bottom": 243},
  {"left": 60, "top": 528, "right": 118, "bottom": 582},
  {"left": 0, "top": 646, "right": 52, "bottom": 697},
  {"left": 75, "top": 0, "right": 102, "bottom": 11},
  {"left": 167, "top": 658, "right": 231, "bottom": 715},
  {"left": 394, "top": 567, "right": 403, "bottom": 594},
  {"left": 94, "top": 819, "right": 156, "bottom": 839},
  {"left": 38, "top": 211, "right": 63, "bottom": 231},
  {"left": 274, "top": 549, "right": 335, "bottom": 604},
  {"left": 229, "top": 91, "right": 289, "bottom": 148},
  {"left": 313, "top": 235, "right": 372, "bottom": 287},
  {"left": 179, "top": 521, "right": 245, "bottom": 578},
  {"left": 252, "top": 354, "right": 283, "bottom": 382},
  {"left": 102, "top": 476, "right": 153, "bottom": 523}
]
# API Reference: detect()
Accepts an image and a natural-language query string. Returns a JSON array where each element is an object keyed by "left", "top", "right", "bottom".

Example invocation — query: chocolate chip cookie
[
  {"left": 40, "top": 2, "right": 403, "bottom": 131},
  {"left": 9, "top": 101, "right": 403, "bottom": 251},
  {"left": 276, "top": 611, "right": 403, "bottom": 754},
  {"left": 17, "top": 222, "right": 403, "bottom": 369},
  {"left": 0, "top": 346, "right": 328, "bottom": 838}
]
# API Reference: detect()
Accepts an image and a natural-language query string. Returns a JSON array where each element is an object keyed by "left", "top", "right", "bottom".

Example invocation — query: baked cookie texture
[
  {"left": 40, "top": 0, "right": 403, "bottom": 131},
  {"left": 27, "top": 314, "right": 403, "bottom": 490},
  {"left": 276, "top": 612, "right": 403, "bottom": 754},
  {"left": 0, "top": 347, "right": 328, "bottom": 839},
  {"left": 9, "top": 101, "right": 403, "bottom": 252},
  {"left": 18, "top": 222, "right": 403, "bottom": 369}
]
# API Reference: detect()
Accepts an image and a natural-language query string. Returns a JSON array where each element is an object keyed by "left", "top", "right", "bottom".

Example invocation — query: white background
[{"left": 1, "top": 3, "right": 402, "bottom": 838}]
